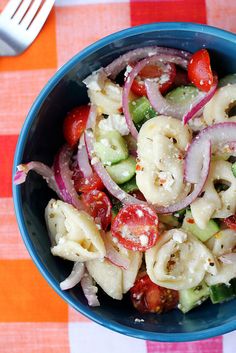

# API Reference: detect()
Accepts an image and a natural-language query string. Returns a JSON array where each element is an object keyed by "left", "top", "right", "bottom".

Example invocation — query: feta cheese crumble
[
  {"left": 83, "top": 69, "right": 106, "bottom": 91},
  {"left": 140, "top": 235, "right": 149, "bottom": 246},
  {"left": 98, "top": 114, "right": 129, "bottom": 136},
  {"left": 172, "top": 230, "right": 187, "bottom": 243},
  {"left": 157, "top": 171, "right": 174, "bottom": 191}
]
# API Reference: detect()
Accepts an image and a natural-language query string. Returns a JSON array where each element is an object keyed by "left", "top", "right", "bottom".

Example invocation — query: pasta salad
[{"left": 14, "top": 46, "right": 236, "bottom": 314}]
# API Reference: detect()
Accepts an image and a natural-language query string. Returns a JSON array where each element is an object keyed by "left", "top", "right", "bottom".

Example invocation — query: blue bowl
[{"left": 13, "top": 22, "right": 236, "bottom": 342}]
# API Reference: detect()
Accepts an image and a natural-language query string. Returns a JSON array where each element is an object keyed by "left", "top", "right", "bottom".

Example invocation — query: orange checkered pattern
[{"left": 0, "top": 1, "right": 236, "bottom": 352}]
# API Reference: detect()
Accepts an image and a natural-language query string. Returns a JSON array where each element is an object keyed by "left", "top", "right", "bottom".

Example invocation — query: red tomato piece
[
  {"left": 130, "top": 190, "right": 146, "bottom": 201},
  {"left": 130, "top": 63, "right": 176, "bottom": 97},
  {"left": 82, "top": 190, "right": 112, "bottom": 230},
  {"left": 139, "top": 65, "right": 163, "bottom": 79},
  {"left": 111, "top": 204, "right": 159, "bottom": 251},
  {"left": 130, "top": 274, "right": 179, "bottom": 314},
  {"left": 224, "top": 214, "right": 236, "bottom": 231},
  {"left": 63, "top": 105, "right": 90, "bottom": 147},
  {"left": 73, "top": 169, "right": 104, "bottom": 193},
  {"left": 188, "top": 49, "right": 213, "bottom": 92}
]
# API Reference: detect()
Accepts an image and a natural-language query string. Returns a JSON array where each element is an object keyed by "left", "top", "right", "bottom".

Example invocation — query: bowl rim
[{"left": 13, "top": 22, "right": 236, "bottom": 342}]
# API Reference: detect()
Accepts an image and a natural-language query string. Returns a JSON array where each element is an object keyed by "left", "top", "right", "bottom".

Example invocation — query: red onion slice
[
  {"left": 84, "top": 107, "right": 144, "bottom": 205},
  {"left": 123, "top": 54, "right": 188, "bottom": 138},
  {"left": 219, "top": 253, "right": 236, "bottom": 264},
  {"left": 53, "top": 144, "right": 84, "bottom": 210},
  {"left": 182, "top": 77, "right": 218, "bottom": 124},
  {"left": 81, "top": 271, "right": 100, "bottom": 307},
  {"left": 185, "top": 122, "right": 236, "bottom": 184},
  {"left": 145, "top": 75, "right": 218, "bottom": 122},
  {"left": 60, "top": 262, "right": 85, "bottom": 290},
  {"left": 152, "top": 140, "right": 211, "bottom": 214},
  {"left": 77, "top": 144, "right": 93, "bottom": 178},
  {"left": 105, "top": 46, "right": 191, "bottom": 79},
  {"left": 14, "top": 161, "right": 60, "bottom": 196},
  {"left": 228, "top": 141, "right": 236, "bottom": 153},
  {"left": 101, "top": 231, "right": 130, "bottom": 270}
]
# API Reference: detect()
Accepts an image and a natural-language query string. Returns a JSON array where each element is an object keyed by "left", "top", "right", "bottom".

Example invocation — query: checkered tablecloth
[{"left": 0, "top": 0, "right": 236, "bottom": 352}]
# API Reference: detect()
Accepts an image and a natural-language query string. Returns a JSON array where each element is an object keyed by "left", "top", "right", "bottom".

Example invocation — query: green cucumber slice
[
  {"left": 183, "top": 210, "right": 219, "bottom": 242},
  {"left": 129, "top": 96, "right": 156, "bottom": 124},
  {"left": 159, "top": 214, "right": 179, "bottom": 227},
  {"left": 209, "top": 283, "right": 236, "bottom": 304},
  {"left": 94, "top": 131, "right": 128, "bottom": 166},
  {"left": 120, "top": 176, "right": 138, "bottom": 193},
  {"left": 106, "top": 156, "right": 136, "bottom": 184},
  {"left": 165, "top": 85, "right": 198, "bottom": 105},
  {"left": 179, "top": 282, "right": 209, "bottom": 313}
]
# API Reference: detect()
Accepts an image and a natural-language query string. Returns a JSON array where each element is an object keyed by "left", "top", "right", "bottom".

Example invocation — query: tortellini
[
  {"left": 85, "top": 73, "right": 122, "bottom": 115},
  {"left": 45, "top": 199, "right": 105, "bottom": 262},
  {"left": 203, "top": 84, "right": 236, "bottom": 125},
  {"left": 205, "top": 229, "right": 236, "bottom": 285},
  {"left": 86, "top": 235, "right": 142, "bottom": 300},
  {"left": 145, "top": 229, "right": 217, "bottom": 290},
  {"left": 136, "top": 116, "right": 192, "bottom": 206},
  {"left": 191, "top": 160, "right": 236, "bottom": 229}
]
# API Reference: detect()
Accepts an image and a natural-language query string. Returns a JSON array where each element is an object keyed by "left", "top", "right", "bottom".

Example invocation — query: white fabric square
[
  {"left": 69, "top": 322, "right": 147, "bottom": 353},
  {"left": 223, "top": 330, "right": 236, "bottom": 353}
]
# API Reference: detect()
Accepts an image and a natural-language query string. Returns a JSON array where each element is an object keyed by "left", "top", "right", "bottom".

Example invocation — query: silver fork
[{"left": 0, "top": 0, "right": 55, "bottom": 56}]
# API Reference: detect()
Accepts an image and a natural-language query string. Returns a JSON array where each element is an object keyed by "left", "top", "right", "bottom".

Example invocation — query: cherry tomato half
[
  {"left": 111, "top": 204, "right": 159, "bottom": 251},
  {"left": 73, "top": 169, "right": 104, "bottom": 193},
  {"left": 224, "top": 214, "right": 236, "bottom": 231},
  {"left": 188, "top": 49, "right": 213, "bottom": 92},
  {"left": 63, "top": 105, "right": 90, "bottom": 147},
  {"left": 82, "top": 190, "right": 112, "bottom": 230},
  {"left": 130, "top": 63, "right": 176, "bottom": 97},
  {"left": 130, "top": 274, "right": 179, "bottom": 314}
]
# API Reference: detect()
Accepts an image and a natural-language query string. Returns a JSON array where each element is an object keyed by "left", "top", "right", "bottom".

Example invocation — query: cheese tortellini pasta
[
  {"left": 145, "top": 229, "right": 217, "bottom": 290},
  {"left": 86, "top": 235, "right": 142, "bottom": 300},
  {"left": 205, "top": 229, "right": 236, "bottom": 285},
  {"left": 84, "top": 71, "right": 122, "bottom": 115},
  {"left": 191, "top": 160, "right": 236, "bottom": 229},
  {"left": 136, "top": 116, "right": 192, "bottom": 206},
  {"left": 45, "top": 199, "right": 105, "bottom": 262},
  {"left": 203, "top": 84, "right": 236, "bottom": 125}
]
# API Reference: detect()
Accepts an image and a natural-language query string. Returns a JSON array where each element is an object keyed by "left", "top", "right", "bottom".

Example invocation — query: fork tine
[
  {"left": 12, "top": 0, "right": 33, "bottom": 24},
  {"left": 28, "top": 0, "right": 54, "bottom": 37},
  {"left": 1, "top": 0, "right": 22, "bottom": 19},
  {"left": 20, "top": 0, "right": 42, "bottom": 29}
]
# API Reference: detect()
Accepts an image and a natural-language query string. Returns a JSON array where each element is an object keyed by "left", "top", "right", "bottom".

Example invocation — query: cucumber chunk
[
  {"left": 218, "top": 73, "right": 236, "bottom": 88},
  {"left": 106, "top": 156, "right": 136, "bottom": 184},
  {"left": 209, "top": 283, "right": 236, "bottom": 304},
  {"left": 129, "top": 96, "right": 156, "bottom": 124},
  {"left": 179, "top": 282, "right": 209, "bottom": 313},
  {"left": 232, "top": 162, "right": 236, "bottom": 177},
  {"left": 165, "top": 85, "right": 198, "bottom": 105},
  {"left": 120, "top": 176, "right": 138, "bottom": 193},
  {"left": 182, "top": 210, "right": 219, "bottom": 242},
  {"left": 159, "top": 214, "right": 179, "bottom": 227},
  {"left": 94, "top": 131, "right": 128, "bottom": 166}
]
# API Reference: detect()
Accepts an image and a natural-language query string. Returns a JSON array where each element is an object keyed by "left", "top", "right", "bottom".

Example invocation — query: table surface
[{"left": 1, "top": 0, "right": 236, "bottom": 352}]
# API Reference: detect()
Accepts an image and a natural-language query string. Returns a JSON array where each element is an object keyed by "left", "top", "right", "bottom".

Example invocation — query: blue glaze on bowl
[{"left": 13, "top": 22, "right": 236, "bottom": 342}]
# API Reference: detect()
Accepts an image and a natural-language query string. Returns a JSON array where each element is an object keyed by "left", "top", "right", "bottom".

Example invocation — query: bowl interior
[{"left": 13, "top": 23, "right": 236, "bottom": 341}]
